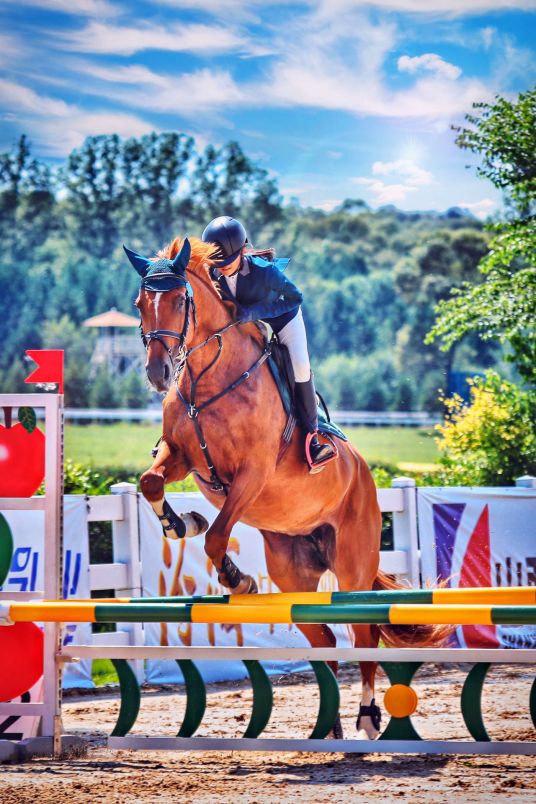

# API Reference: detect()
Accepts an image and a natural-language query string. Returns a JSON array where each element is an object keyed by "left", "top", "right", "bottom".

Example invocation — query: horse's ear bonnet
[{"left": 123, "top": 239, "right": 191, "bottom": 290}]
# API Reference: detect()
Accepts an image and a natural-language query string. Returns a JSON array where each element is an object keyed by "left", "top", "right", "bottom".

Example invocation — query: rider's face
[{"left": 218, "top": 254, "right": 242, "bottom": 277}]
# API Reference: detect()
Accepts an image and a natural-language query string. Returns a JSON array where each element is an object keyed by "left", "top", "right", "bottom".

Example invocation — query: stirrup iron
[{"left": 305, "top": 432, "right": 338, "bottom": 474}]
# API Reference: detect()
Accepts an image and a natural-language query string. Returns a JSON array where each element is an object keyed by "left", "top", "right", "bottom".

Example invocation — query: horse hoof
[
  {"left": 330, "top": 714, "right": 344, "bottom": 739},
  {"left": 232, "top": 575, "right": 258, "bottom": 595},
  {"left": 180, "top": 511, "right": 209, "bottom": 538}
]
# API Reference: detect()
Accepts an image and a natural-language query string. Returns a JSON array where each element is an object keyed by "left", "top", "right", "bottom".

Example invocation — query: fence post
[
  {"left": 110, "top": 482, "right": 144, "bottom": 681},
  {"left": 516, "top": 476, "right": 536, "bottom": 488},
  {"left": 391, "top": 476, "right": 420, "bottom": 588}
]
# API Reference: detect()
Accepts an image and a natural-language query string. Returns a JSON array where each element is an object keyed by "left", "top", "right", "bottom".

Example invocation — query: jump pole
[{"left": 1, "top": 600, "right": 535, "bottom": 625}]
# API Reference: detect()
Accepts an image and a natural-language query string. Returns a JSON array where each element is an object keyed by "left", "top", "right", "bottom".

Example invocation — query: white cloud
[
  {"left": 480, "top": 26, "right": 496, "bottom": 49},
  {"left": 457, "top": 198, "right": 497, "bottom": 219},
  {"left": 372, "top": 159, "right": 433, "bottom": 186},
  {"left": 0, "top": 33, "right": 29, "bottom": 68},
  {"left": 67, "top": 63, "right": 245, "bottom": 115},
  {"left": 353, "top": 177, "right": 419, "bottom": 204},
  {"left": 52, "top": 20, "right": 254, "bottom": 56},
  {"left": 315, "top": 198, "right": 342, "bottom": 211},
  {"left": 398, "top": 53, "right": 462, "bottom": 80},
  {"left": 0, "top": 79, "right": 72, "bottom": 118},
  {"left": 313, "top": 0, "right": 536, "bottom": 16},
  {"left": 0, "top": 79, "right": 155, "bottom": 155},
  {"left": 2, "top": 0, "right": 119, "bottom": 16},
  {"left": 239, "top": 9, "right": 493, "bottom": 121},
  {"left": 69, "top": 61, "right": 171, "bottom": 87},
  {"left": 353, "top": 158, "right": 435, "bottom": 204}
]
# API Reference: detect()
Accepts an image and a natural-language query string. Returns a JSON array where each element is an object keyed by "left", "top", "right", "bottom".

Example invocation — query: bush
[{"left": 434, "top": 371, "right": 536, "bottom": 485}]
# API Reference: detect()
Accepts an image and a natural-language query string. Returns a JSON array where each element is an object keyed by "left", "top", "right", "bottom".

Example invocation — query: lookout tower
[{"left": 83, "top": 308, "right": 143, "bottom": 376}]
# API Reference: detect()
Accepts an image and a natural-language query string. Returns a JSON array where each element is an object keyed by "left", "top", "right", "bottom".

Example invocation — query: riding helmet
[{"left": 202, "top": 216, "right": 248, "bottom": 266}]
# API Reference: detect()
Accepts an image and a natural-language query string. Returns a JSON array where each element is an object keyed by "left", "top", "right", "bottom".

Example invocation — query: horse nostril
[{"left": 163, "top": 363, "right": 170, "bottom": 382}]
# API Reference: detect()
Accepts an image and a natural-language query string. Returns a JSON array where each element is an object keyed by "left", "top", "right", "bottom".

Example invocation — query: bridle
[
  {"left": 138, "top": 280, "right": 272, "bottom": 494},
  {"left": 139, "top": 289, "right": 195, "bottom": 371}
]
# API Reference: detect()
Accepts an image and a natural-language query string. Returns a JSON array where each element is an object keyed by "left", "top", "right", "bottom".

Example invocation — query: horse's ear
[
  {"left": 172, "top": 238, "right": 191, "bottom": 273},
  {"left": 123, "top": 245, "right": 149, "bottom": 277}
]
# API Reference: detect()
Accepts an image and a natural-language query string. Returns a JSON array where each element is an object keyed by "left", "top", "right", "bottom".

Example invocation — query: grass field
[{"left": 65, "top": 422, "right": 439, "bottom": 471}]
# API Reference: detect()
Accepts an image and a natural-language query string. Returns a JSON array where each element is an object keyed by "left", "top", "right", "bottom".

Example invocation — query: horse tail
[{"left": 372, "top": 571, "right": 453, "bottom": 648}]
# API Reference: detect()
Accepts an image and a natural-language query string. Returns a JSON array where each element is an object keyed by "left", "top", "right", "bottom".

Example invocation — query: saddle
[{"left": 264, "top": 328, "right": 348, "bottom": 445}]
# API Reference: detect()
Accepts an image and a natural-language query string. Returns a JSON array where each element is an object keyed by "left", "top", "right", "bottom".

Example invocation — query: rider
[{"left": 202, "top": 215, "right": 335, "bottom": 469}]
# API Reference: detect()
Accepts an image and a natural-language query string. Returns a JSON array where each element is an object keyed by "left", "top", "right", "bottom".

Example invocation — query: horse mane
[
  {"left": 157, "top": 236, "right": 229, "bottom": 304},
  {"left": 157, "top": 236, "right": 219, "bottom": 271}
]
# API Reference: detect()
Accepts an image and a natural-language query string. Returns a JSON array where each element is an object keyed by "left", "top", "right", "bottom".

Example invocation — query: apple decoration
[
  {"left": 0, "top": 406, "right": 45, "bottom": 497},
  {"left": 0, "top": 622, "right": 44, "bottom": 702}
]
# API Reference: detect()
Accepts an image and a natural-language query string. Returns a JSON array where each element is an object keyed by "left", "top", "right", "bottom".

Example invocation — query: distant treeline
[{"left": 0, "top": 133, "right": 502, "bottom": 410}]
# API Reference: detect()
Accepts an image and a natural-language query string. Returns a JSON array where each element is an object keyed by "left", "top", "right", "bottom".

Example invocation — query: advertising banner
[{"left": 418, "top": 487, "right": 536, "bottom": 649}]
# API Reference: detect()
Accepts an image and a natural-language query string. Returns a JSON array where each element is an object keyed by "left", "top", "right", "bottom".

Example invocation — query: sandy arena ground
[{"left": 1, "top": 663, "right": 535, "bottom": 804}]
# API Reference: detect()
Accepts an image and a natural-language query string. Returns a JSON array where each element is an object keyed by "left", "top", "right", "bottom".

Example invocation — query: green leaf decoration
[
  {"left": 0, "top": 513, "right": 14, "bottom": 587},
  {"left": 18, "top": 407, "right": 37, "bottom": 434}
]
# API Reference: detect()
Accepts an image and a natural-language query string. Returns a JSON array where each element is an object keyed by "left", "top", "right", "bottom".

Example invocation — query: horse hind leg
[
  {"left": 262, "top": 528, "right": 343, "bottom": 739},
  {"left": 333, "top": 499, "right": 383, "bottom": 739},
  {"left": 351, "top": 625, "right": 382, "bottom": 739},
  {"left": 140, "top": 440, "right": 209, "bottom": 540}
]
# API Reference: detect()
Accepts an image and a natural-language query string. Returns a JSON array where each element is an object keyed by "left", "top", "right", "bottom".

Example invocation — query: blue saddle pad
[{"left": 267, "top": 352, "right": 347, "bottom": 442}]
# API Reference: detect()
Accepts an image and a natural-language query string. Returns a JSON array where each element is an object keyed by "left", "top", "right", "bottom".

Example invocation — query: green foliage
[
  {"left": 453, "top": 88, "right": 536, "bottom": 217},
  {"left": 89, "top": 364, "right": 120, "bottom": 408},
  {"left": 42, "top": 316, "right": 95, "bottom": 407},
  {"left": 121, "top": 370, "right": 151, "bottom": 409},
  {"left": 428, "top": 218, "right": 535, "bottom": 383},
  {"left": 0, "top": 131, "right": 499, "bottom": 411},
  {"left": 434, "top": 372, "right": 536, "bottom": 486},
  {"left": 430, "top": 90, "right": 536, "bottom": 385}
]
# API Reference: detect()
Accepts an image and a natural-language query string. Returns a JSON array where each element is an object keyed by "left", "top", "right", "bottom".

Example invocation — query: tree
[
  {"left": 89, "top": 364, "right": 120, "bottom": 408},
  {"left": 121, "top": 370, "right": 151, "bottom": 409},
  {"left": 42, "top": 316, "right": 95, "bottom": 408},
  {"left": 428, "top": 89, "right": 536, "bottom": 384},
  {"left": 434, "top": 372, "right": 536, "bottom": 485},
  {"left": 452, "top": 89, "right": 535, "bottom": 217}
]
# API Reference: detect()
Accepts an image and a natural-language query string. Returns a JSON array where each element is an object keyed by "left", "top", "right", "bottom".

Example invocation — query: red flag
[{"left": 24, "top": 350, "right": 64, "bottom": 394}]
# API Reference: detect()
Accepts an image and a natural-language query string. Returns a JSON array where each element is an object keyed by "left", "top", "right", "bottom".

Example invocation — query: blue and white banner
[
  {"left": 418, "top": 486, "right": 536, "bottom": 649},
  {"left": 0, "top": 496, "right": 92, "bottom": 687}
]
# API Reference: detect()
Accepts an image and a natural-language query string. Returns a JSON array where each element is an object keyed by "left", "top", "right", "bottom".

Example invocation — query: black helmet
[{"left": 202, "top": 216, "right": 247, "bottom": 267}]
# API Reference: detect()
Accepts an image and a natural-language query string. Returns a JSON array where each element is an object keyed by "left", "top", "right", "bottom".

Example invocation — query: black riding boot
[{"left": 295, "top": 376, "right": 336, "bottom": 466}]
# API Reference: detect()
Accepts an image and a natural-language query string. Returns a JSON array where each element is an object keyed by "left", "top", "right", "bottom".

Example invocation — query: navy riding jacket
[{"left": 211, "top": 254, "right": 303, "bottom": 333}]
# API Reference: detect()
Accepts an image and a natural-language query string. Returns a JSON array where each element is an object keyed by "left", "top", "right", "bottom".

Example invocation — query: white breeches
[{"left": 277, "top": 308, "right": 311, "bottom": 383}]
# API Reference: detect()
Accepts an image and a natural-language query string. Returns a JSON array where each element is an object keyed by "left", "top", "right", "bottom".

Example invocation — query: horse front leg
[
  {"left": 204, "top": 469, "right": 267, "bottom": 594},
  {"left": 140, "top": 439, "right": 209, "bottom": 539}
]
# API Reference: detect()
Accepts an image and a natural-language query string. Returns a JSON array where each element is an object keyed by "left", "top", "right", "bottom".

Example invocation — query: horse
[{"left": 126, "top": 235, "right": 448, "bottom": 739}]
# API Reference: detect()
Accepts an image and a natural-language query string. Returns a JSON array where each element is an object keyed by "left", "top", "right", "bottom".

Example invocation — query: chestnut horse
[{"left": 128, "top": 236, "right": 447, "bottom": 738}]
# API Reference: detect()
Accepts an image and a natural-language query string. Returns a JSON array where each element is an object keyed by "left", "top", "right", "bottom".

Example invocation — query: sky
[{"left": 1, "top": 0, "right": 535, "bottom": 216}]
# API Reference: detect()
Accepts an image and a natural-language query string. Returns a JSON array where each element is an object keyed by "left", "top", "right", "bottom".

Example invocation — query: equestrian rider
[{"left": 202, "top": 215, "right": 335, "bottom": 469}]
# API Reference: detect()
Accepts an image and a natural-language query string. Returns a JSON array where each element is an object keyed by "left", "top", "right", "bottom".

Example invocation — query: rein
[{"left": 140, "top": 286, "right": 272, "bottom": 495}]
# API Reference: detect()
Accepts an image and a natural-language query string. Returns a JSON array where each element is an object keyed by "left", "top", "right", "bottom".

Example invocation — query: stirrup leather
[{"left": 305, "top": 432, "right": 338, "bottom": 474}]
